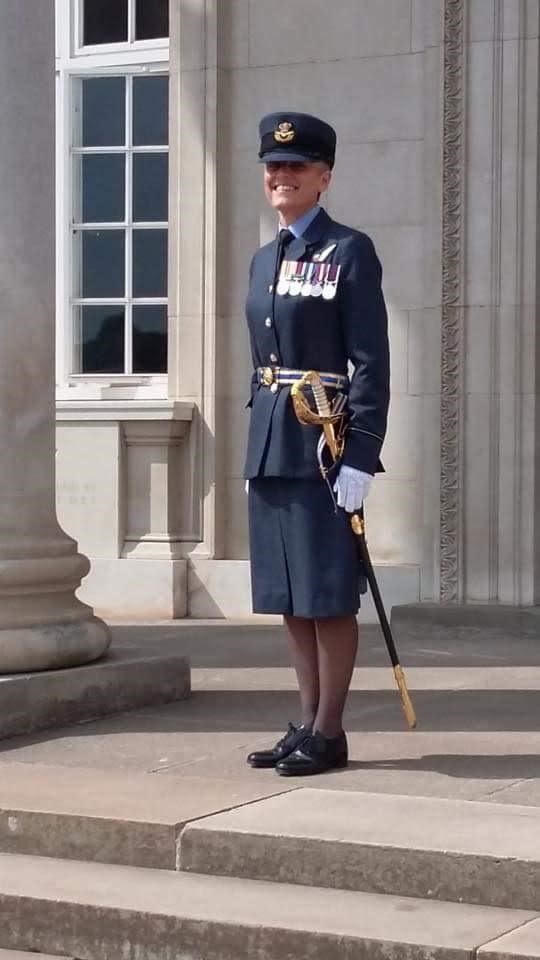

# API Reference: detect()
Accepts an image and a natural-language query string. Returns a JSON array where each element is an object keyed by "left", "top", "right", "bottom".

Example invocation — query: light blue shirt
[{"left": 282, "top": 204, "right": 320, "bottom": 239}]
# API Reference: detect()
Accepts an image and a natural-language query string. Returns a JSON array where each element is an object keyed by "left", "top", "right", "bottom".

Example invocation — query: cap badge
[{"left": 274, "top": 121, "right": 295, "bottom": 144}]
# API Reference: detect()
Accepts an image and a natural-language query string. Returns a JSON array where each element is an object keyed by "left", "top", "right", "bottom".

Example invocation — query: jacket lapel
[
  {"left": 269, "top": 208, "right": 334, "bottom": 264},
  {"left": 287, "top": 208, "right": 332, "bottom": 260},
  {"left": 303, "top": 207, "right": 332, "bottom": 246}
]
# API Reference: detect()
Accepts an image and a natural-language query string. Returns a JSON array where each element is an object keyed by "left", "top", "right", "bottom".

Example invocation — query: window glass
[
  {"left": 133, "top": 75, "right": 169, "bottom": 146},
  {"left": 132, "top": 230, "right": 167, "bottom": 297},
  {"left": 133, "top": 154, "right": 168, "bottom": 222},
  {"left": 84, "top": 0, "right": 128, "bottom": 45},
  {"left": 81, "top": 230, "right": 125, "bottom": 298},
  {"left": 70, "top": 71, "right": 168, "bottom": 377},
  {"left": 80, "top": 155, "right": 125, "bottom": 223},
  {"left": 136, "top": 0, "right": 169, "bottom": 39},
  {"left": 133, "top": 305, "right": 167, "bottom": 372},
  {"left": 82, "top": 78, "right": 125, "bottom": 148},
  {"left": 79, "top": 306, "right": 125, "bottom": 373}
]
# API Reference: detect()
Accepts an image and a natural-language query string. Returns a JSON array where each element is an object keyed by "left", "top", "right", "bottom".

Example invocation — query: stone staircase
[
  {"left": 0, "top": 953, "right": 70, "bottom": 960},
  {"left": 1, "top": 767, "right": 540, "bottom": 959}
]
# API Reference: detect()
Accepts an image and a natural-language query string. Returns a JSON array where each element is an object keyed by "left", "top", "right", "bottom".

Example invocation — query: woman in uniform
[{"left": 244, "top": 111, "right": 390, "bottom": 776}]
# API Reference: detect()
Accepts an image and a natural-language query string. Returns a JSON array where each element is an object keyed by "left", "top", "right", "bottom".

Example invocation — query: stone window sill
[{"left": 56, "top": 400, "right": 194, "bottom": 422}]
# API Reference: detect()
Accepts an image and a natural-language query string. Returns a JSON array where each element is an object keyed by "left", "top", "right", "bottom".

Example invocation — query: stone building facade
[{"left": 50, "top": 0, "right": 539, "bottom": 620}]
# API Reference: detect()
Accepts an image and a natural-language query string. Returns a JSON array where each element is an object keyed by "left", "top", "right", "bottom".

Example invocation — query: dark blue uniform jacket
[{"left": 244, "top": 208, "right": 390, "bottom": 479}]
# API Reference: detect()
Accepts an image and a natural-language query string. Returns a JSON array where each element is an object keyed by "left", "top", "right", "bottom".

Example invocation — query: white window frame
[{"left": 55, "top": 0, "right": 169, "bottom": 400}]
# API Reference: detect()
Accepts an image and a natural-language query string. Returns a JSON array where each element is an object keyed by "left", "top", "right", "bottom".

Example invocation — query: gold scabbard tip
[{"left": 394, "top": 664, "right": 417, "bottom": 730}]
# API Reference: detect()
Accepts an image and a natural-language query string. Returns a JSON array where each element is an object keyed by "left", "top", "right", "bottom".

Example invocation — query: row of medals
[{"left": 276, "top": 260, "right": 341, "bottom": 300}]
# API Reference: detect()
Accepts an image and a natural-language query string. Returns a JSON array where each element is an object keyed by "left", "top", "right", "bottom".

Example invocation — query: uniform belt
[{"left": 257, "top": 367, "right": 348, "bottom": 390}]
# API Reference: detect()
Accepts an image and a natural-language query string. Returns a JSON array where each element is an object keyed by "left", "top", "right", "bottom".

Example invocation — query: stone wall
[
  {"left": 56, "top": 0, "right": 540, "bottom": 617},
  {"left": 217, "top": 0, "right": 427, "bottom": 574}
]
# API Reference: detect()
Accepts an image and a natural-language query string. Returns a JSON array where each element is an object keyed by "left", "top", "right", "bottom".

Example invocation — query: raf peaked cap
[{"left": 258, "top": 111, "right": 336, "bottom": 168}]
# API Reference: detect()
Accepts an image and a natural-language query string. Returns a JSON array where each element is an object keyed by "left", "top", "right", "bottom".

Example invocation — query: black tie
[
  {"left": 278, "top": 228, "right": 294, "bottom": 252},
  {"left": 276, "top": 228, "right": 294, "bottom": 276}
]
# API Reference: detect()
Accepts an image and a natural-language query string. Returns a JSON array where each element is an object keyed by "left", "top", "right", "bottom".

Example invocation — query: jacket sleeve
[
  {"left": 338, "top": 233, "right": 390, "bottom": 474},
  {"left": 246, "top": 253, "right": 259, "bottom": 408}
]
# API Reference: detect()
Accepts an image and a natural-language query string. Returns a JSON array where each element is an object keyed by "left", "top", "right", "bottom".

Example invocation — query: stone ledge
[
  {"left": 180, "top": 788, "right": 540, "bottom": 910},
  {"left": 391, "top": 604, "right": 540, "bottom": 643},
  {"left": 56, "top": 399, "right": 194, "bottom": 421},
  {"left": 0, "top": 764, "right": 289, "bottom": 870},
  {"left": 0, "top": 632, "right": 190, "bottom": 739},
  {"left": 0, "top": 952, "right": 71, "bottom": 959},
  {"left": 479, "top": 918, "right": 540, "bottom": 960},
  {"left": 76, "top": 558, "right": 189, "bottom": 620},
  {"left": 0, "top": 852, "right": 535, "bottom": 960}
]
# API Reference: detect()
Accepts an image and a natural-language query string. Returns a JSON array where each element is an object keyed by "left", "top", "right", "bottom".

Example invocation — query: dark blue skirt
[{"left": 248, "top": 476, "right": 367, "bottom": 618}]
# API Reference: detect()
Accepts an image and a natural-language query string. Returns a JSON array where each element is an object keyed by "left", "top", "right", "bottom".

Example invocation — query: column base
[{"left": 0, "top": 616, "right": 110, "bottom": 675}]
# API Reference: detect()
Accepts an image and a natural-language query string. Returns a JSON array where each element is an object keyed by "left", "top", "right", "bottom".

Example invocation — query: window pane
[
  {"left": 78, "top": 306, "right": 125, "bottom": 373},
  {"left": 79, "top": 155, "right": 125, "bottom": 223},
  {"left": 133, "top": 76, "right": 168, "bottom": 146},
  {"left": 136, "top": 0, "right": 169, "bottom": 39},
  {"left": 81, "top": 230, "right": 125, "bottom": 298},
  {"left": 82, "top": 77, "right": 125, "bottom": 147},
  {"left": 133, "top": 154, "right": 168, "bottom": 222},
  {"left": 84, "top": 0, "right": 128, "bottom": 44},
  {"left": 133, "top": 306, "right": 167, "bottom": 373},
  {"left": 133, "top": 230, "right": 167, "bottom": 297}
]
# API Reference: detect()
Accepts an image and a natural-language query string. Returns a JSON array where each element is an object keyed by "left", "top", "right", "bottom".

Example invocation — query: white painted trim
[
  {"left": 55, "top": 1, "right": 170, "bottom": 399},
  {"left": 62, "top": 48, "right": 169, "bottom": 70},
  {"left": 71, "top": 298, "right": 168, "bottom": 305},
  {"left": 125, "top": 73, "right": 133, "bottom": 373},
  {"left": 56, "top": 379, "right": 169, "bottom": 401},
  {"left": 68, "top": 0, "right": 169, "bottom": 62},
  {"left": 127, "top": 0, "right": 136, "bottom": 45},
  {"left": 56, "top": 398, "right": 193, "bottom": 420}
]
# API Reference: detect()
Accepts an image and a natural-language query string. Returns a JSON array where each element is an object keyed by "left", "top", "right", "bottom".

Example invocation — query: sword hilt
[
  {"left": 290, "top": 371, "right": 344, "bottom": 461},
  {"left": 311, "top": 376, "right": 332, "bottom": 419}
]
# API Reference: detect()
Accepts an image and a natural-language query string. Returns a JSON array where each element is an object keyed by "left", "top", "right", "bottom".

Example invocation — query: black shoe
[
  {"left": 275, "top": 730, "right": 348, "bottom": 776},
  {"left": 247, "top": 722, "right": 312, "bottom": 768}
]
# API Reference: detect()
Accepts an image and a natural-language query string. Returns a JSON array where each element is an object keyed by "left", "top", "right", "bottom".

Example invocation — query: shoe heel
[{"left": 336, "top": 753, "right": 348, "bottom": 769}]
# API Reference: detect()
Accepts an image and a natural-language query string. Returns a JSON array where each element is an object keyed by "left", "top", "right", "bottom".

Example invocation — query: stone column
[
  {"left": 0, "top": 0, "right": 110, "bottom": 672},
  {"left": 437, "top": 0, "right": 540, "bottom": 604}
]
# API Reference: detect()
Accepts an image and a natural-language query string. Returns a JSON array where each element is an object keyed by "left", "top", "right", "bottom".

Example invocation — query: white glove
[{"left": 333, "top": 465, "right": 373, "bottom": 513}]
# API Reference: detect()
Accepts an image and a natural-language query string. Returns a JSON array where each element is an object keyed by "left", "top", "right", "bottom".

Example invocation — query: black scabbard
[{"left": 354, "top": 528, "right": 398, "bottom": 667}]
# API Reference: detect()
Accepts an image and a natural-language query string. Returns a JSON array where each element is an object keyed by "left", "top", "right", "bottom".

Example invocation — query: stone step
[
  {"left": 0, "top": 949, "right": 72, "bottom": 960},
  {"left": 179, "top": 788, "right": 540, "bottom": 910},
  {"left": 479, "top": 919, "right": 540, "bottom": 960},
  {"left": 0, "top": 633, "right": 190, "bottom": 739},
  {"left": 0, "top": 762, "right": 288, "bottom": 869},
  {"left": 0, "top": 952, "right": 72, "bottom": 959},
  {"left": 0, "top": 852, "right": 538, "bottom": 960},
  {"left": 391, "top": 603, "right": 540, "bottom": 646}
]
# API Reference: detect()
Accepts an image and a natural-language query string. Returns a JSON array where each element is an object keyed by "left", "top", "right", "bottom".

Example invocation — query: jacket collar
[{"left": 285, "top": 207, "right": 332, "bottom": 260}]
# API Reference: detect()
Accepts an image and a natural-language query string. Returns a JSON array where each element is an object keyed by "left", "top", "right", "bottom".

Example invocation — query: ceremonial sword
[{"left": 290, "top": 370, "right": 417, "bottom": 730}]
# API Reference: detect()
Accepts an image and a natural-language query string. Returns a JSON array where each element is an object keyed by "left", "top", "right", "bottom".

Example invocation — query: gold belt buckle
[{"left": 261, "top": 366, "right": 275, "bottom": 386}]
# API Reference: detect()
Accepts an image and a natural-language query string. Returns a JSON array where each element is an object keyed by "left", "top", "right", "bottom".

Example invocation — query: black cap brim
[{"left": 258, "top": 150, "right": 326, "bottom": 164}]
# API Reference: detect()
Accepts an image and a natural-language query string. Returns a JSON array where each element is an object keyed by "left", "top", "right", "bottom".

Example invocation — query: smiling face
[{"left": 264, "top": 160, "right": 332, "bottom": 225}]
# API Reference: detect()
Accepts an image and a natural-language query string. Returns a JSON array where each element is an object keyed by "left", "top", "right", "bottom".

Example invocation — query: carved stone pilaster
[{"left": 440, "top": 0, "right": 465, "bottom": 602}]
